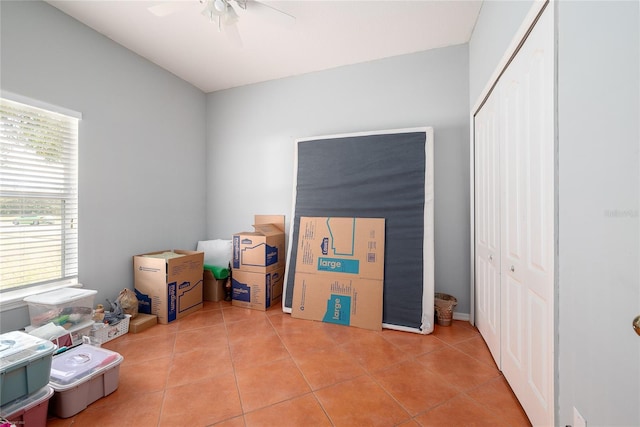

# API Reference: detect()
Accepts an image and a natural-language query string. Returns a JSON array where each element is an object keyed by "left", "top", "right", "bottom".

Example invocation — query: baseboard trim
[{"left": 453, "top": 312, "right": 470, "bottom": 321}]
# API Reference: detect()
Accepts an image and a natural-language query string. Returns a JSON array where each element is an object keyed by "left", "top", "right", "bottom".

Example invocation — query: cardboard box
[
  {"left": 128, "top": 313, "right": 157, "bottom": 334},
  {"left": 292, "top": 274, "right": 384, "bottom": 330},
  {"left": 291, "top": 217, "right": 385, "bottom": 331},
  {"left": 233, "top": 215, "right": 286, "bottom": 273},
  {"left": 231, "top": 267, "right": 284, "bottom": 311},
  {"left": 203, "top": 269, "right": 226, "bottom": 302},
  {"left": 294, "top": 217, "right": 385, "bottom": 279},
  {"left": 133, "top": 250, "right": 204, "bottom": 324}
]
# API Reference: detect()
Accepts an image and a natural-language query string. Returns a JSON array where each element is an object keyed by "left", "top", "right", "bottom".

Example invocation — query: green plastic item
[{"left": 204, "top": 264, "right": 229, "bottom": 280}]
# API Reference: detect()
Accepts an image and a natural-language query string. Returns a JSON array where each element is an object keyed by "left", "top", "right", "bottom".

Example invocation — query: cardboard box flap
[
  {"left": 254, "top": 215, "right": 285, "bottom": 233},
  {"left": 233, "top": 215, "right": 286, "bottom": 272},
  {"left": 142, "top": 251, "right": 185, "bottom": 260},
  {"left": 252, "top": 223, "right": 283, "bottom": 236}
]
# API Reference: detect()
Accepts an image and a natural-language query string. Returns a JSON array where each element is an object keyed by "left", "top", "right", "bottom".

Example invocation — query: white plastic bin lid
[
  {"left": 0, "top": 385, "right": 53, "bottom": 417},
  {"left": 0, "top": 331, "right": 56, "bottom": 374},
  {"left": 23, "top": 288, "right": 97, "bottom": 305},
  {"left": 49, "top": 344, "right": 123, "bottom": 390}
]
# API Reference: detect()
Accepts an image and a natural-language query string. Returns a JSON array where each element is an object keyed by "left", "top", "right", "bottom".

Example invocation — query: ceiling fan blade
[
  {"left": 148, "top": 1, "right": 190, "bottom": 18},
  {"left": 247, "top": 0, "right": 296, "bottom": 28},
  {"left": 224, "top": 22, "right": 244, "bottom": 48}
]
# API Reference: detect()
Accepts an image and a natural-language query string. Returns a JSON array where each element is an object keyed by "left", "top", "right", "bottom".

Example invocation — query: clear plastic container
[
  {"left": 48, "top": 344, "right": 123, "bottom": 418},
  {"left": 0, "top": 331, "right": 56, "bottom": 406},
  {"left": 23, "top": 288, "right": 97, "bottom": 328}
]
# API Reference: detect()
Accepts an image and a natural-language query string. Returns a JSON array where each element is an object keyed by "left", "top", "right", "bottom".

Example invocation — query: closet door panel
[
  {"left": 525, "top": 44, "right": 554, "bottom": 284},
  {"left": 498, "top": 6, "right": 555, "bottom": 426},
  {"left": 474, "top": 94, "right": 501, "bottom": 365},
  {"left": 504, "top": 274, "right": 524, "bottom": 368},
  {"left": 527, "top": 291, "right": 550, "bottom": 403},
  {"left": 501, "top": 81, "right": 525, "bottom": 268}
]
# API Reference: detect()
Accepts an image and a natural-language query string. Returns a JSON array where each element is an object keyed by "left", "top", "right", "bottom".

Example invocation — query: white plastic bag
[{"left": 197, "top": 239, "right": 232, "bottom": 267}]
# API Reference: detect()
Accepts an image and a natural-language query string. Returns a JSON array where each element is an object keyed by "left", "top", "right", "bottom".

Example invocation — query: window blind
[{"left": 0, "top": 97, "right": 79, "bottom": 291}]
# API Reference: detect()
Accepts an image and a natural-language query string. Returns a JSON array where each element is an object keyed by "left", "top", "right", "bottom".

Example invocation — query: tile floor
[{"left": 46, "top": 301, "right": 531, "bottom": 427}]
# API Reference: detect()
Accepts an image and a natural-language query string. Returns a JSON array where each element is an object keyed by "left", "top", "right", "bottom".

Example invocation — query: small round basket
[{"left": 434, "top": 293, "right": 457, "bottom": 326}]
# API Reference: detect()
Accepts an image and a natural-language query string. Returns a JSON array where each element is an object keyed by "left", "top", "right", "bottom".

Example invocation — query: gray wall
[
  {"left": 557, "top": 1, "right": 639, "bottom": 425},
  {"left": 468, "top": 0, "right": 533, "bottom": 106},
  {"left": 470, "top": 0, "right": 640, "bottom": 425},
  {"left": 0, "top": 1, "right": 207, "bottom": 332},
  {"left": 206, "top": 45, "right": 472, "bottom": 315}
]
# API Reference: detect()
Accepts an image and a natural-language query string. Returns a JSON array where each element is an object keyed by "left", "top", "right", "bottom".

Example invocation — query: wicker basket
[
  {"left": 434, "top": 293, "right": 457, "bottom": 326},
  {"left": 91, "top": 314, "right": 130, "bottom": 344}
]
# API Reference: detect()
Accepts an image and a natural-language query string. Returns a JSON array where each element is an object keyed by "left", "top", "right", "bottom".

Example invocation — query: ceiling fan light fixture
[
  {"left": 201, "top": 2, "right": 214, "bottom": 21},
  {"left": 201, "top": 0, "right": 227, "bottom": 21},
  {"left": 213, "top": 0, "right": 227, "bottom": 14},
  {"left": 224, "top": 4, "right": 239, "bottom": 25}
]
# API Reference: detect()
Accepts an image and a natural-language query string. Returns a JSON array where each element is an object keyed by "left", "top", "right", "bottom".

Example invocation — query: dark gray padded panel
[{"left": 284, "top": 129, "right": 431, "bottom": 330}]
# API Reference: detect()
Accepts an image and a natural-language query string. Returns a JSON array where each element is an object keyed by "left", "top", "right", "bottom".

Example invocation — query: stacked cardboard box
[
  {"left": 197, "top": 239, "right": 232, "bottom": 302},
  {"left": 133, "top": 250, "right": 204, "bottom": 324},
  {"left": 291, "top": 217, "right": 386, "bottom": 331},
  {"left": 231, "top": 215, "right": 285, "bottom": 310},
  {"left": 203, "top": 268, "right": 227, "bottom": 302}
]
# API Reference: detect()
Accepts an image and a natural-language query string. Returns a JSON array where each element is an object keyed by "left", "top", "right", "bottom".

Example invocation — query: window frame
[{"left": 0, "top": 91, "right": 82, "bottom": 311}]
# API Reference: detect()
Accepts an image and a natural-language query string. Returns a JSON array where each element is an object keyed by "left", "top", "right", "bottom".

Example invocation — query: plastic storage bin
[
  {"left": 68, "top": 320, "right": 94, "bottom": 346},
  {"left": 0, "top": 331, "right": 56, "bottom": 406},
  {"left": 0, "top": 386, "right": 53, "bottom": 427},
  {"left": 24, "top": 288, "right": 97, "bottom": 328},
  {"left": 48, "top": 344, "right": 123, "bottom": 418}
]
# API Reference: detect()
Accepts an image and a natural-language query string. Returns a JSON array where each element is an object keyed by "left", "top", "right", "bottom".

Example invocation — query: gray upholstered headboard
[{"left": 283, "top": 127, "right": 434, "bottom": 333}]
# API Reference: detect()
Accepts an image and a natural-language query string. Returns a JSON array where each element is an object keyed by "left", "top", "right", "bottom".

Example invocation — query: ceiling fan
[
  {"left": 148, "top": 0, "right": 295, "bottom": 45},
  {"left": 201, "top": 0, "right": 241, "bottom": 29},
  {"left": 200, "top": 0, "right": 294, "bottom": 29}
]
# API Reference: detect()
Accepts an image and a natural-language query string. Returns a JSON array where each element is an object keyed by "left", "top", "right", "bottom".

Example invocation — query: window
[{"left": 0, "top": 96, "right": 80, "bottom": 294}]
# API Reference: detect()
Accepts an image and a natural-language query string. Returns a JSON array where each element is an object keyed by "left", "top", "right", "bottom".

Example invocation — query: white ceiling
[{"left": 45, "top": 0, "right": 483, "bottom": 93}]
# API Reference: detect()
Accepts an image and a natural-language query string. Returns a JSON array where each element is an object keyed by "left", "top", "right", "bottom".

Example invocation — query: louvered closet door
[
  {"left": 499, "top": 5, "right": 554, "bottom": 426},
  {"left": 474, "top": 92, "right": 501, "bottom": 366}
]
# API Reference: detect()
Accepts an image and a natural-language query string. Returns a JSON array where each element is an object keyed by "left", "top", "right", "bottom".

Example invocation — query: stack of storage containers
[
  {"left": 0, "top": 331, "right": 56, "bottom": 426},
  {"left": 23, "top": 288, "right": 98, "bottom": 346},
  {"left": 231, "top": 215, "right": 286, "bottom": 311},
  {"left": 20, "top": 287, "right": 125, "bottom": 418},
  {"left": 48, "top": 344, "right": 123, "bottom": 418}
]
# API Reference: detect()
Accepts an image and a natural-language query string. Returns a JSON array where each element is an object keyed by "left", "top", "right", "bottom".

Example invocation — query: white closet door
[
  {"left": 474, "top": 93, "right": 501, "bottom": 366},
  {"left": 499, "top": 5, "right": 554, "bottom": 426}
]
